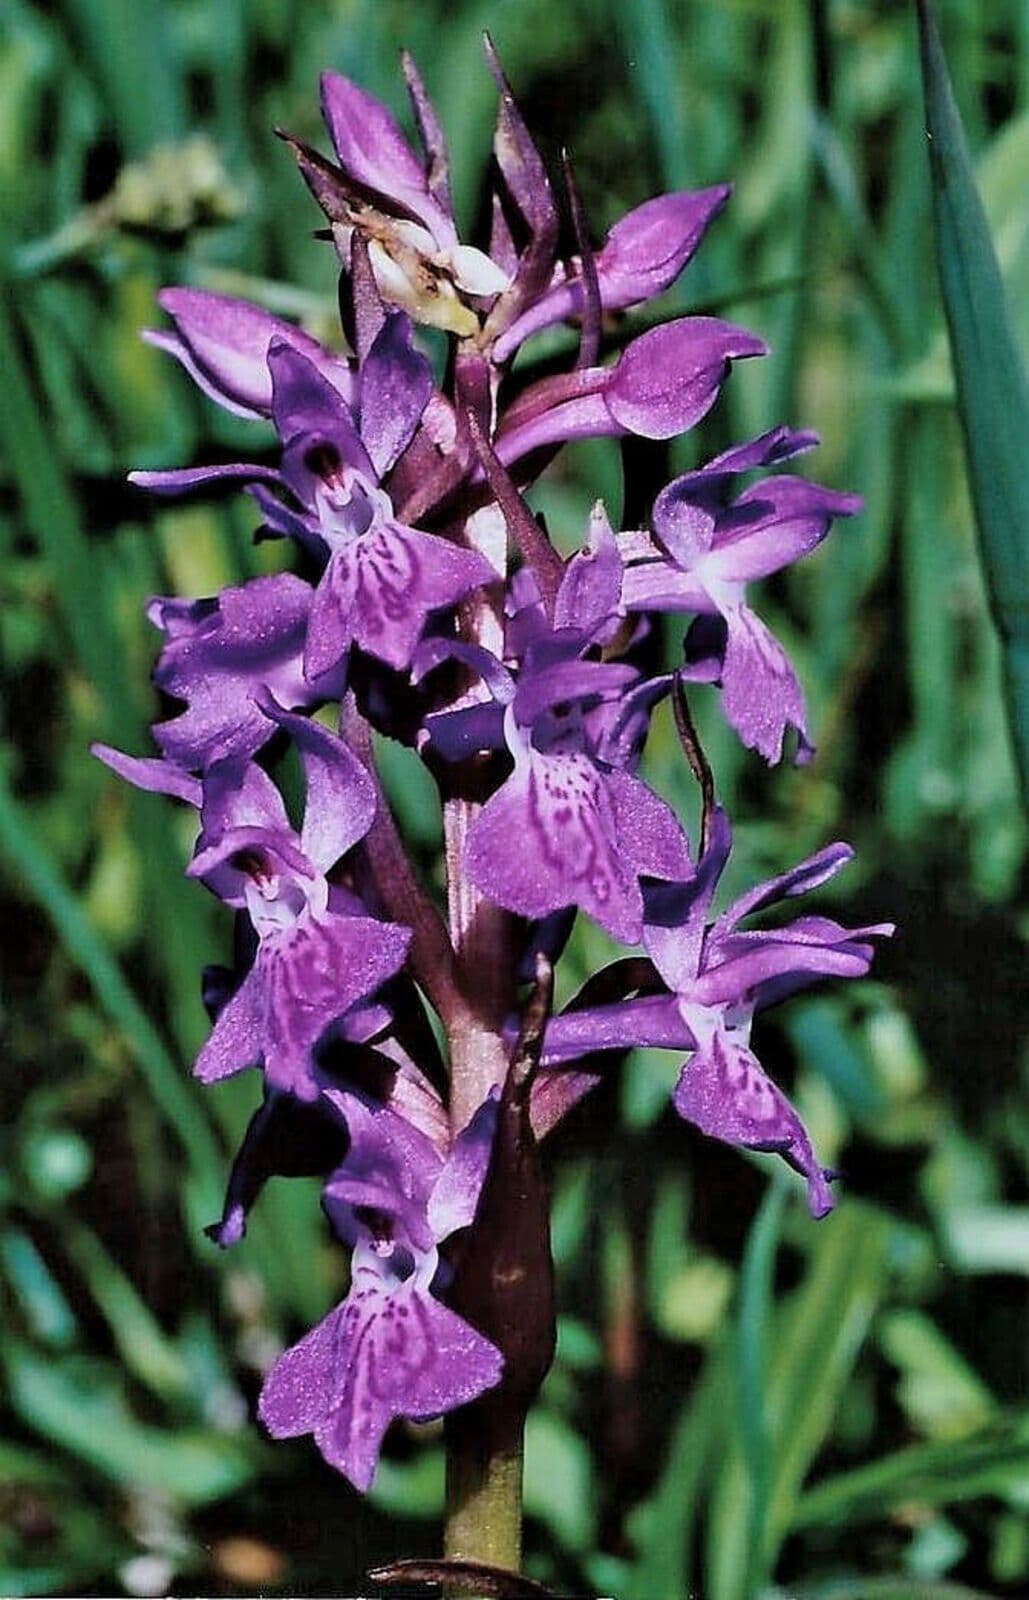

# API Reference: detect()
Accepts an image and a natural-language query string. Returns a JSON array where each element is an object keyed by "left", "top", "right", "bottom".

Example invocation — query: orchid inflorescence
[{"left": 95, "top": 46, "right": 891, "bottom": 1498}]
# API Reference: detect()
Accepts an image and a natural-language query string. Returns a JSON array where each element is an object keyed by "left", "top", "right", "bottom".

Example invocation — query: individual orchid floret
[
  {"left": 465, "top": 703, "right": 691, "bottom": 945},
  {"left": 620, "top": 428, "right": 861, "bottom": 763},
  {"left": 145, "top": 287, "right": 353, "bottom": 420},
  {"left": 97, "top": 707, "right": 409, "bottom": 1098},
  {"left": 539, "top": 808, "right": 893, "bottom": 1214},
  {"left": 494, "top": 317, "right": 767, "bottom": 468},
  {"left": 287, "top": 67, "right": 509, "bottom": 337},
  {"left": 134, "top": 301, "right": 429, "bottom": 498},
  {"left": 205, "top": 1026, "right": 452, "bottom": 1249},
  {"left": 259, "top": 1089, "right": 503, "bottom": 1490},
  {"left": 422, "top": 504, "right": 662, "bottom": 763},
  {"left": 435, "top": 537, "right": 691, "bottom": 945},
  {"left": 274, "top": 344, "right": 494, "bottom": 679},
  {"left": 135, "top": 318, "right": 494, "bottom": 679},
  {"left": 492, "top": 185, "right": 732, "bottom": 362},
  {"left": 187, "top": 720, "right": 407, "bottom": 1098},
  {"left": 147, "top": 574, "right": 344, "bottom": 771}
]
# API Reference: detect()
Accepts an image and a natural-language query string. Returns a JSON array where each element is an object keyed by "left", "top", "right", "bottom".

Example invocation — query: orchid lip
[{"left": 313, "top": 474, "right": 389, "bottom": 543}]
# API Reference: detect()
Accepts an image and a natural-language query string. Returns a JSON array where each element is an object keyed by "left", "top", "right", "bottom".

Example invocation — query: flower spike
[{"left": 98, "top": 45, "right": 890, "bottom": 1511}]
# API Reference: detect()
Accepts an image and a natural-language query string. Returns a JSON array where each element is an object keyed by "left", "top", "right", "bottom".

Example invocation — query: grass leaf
[{"left": 916, "top": 0, "right": 1029, "bottom": 802}]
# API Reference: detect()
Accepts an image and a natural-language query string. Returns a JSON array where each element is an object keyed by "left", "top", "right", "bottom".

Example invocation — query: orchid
[
  {"left": 494, "top": 316, "right": 769, "bottom": 467},
  {"left": 310, "top": 66, "right": 511, "bottom": 334},
  {"left": 97, "top": 705, "right": 408, "bottom": 1098},
  {"left": 145, "top": 574, "right": 341, "bottom": 770},
  {"left": 260, "top": 1090, "right": 503, "bottom": 1490},
  {"left": 621, "top": 427, "right": 862, "bottom": 762},
  {"left": 143, "top": 285, "right": 354, "bottom": 419},
  {"left": 539, "top": 807, "right": 893, "bottom": 1215},
  {"left": 492, "top": 186, "right": 733, "bottom": 361},
  {"left": 96, "top": 43, "right": 889, "bottom": 1582},
  {"left": 134, "top": 314, "right": 494, "bottom": 678}
]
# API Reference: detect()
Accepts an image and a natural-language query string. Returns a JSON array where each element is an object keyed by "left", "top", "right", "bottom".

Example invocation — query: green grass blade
[
  {"left": 798, "top": 1580, "right": 999, "bottom": 1600},
  {"left": 793, "top": 1412, "right": 1029, "bottom": 1529},
  {"left": 0, "top": 769, "right": 222, "bottom": 1208},
  {"left": 611, "top": 0, "right": 693, "bottom": 193},
  {"left": 916, "top": 0, "right": 1029, "bottom": 802},
  {"left": 60, "top": 0, "right": 185, "bottom": 155},
  {"left": 61, "top": 1221, "right": 192, "bottom": 1403},
  {"left": 766, "top": 1205, "right": 893, "bottom": 1541},
  {"left": 707, "top": 1203, "right": 892, "bottom": 1600},
  {"left": 0, "top": 289, "right": 136, "bottom": 744},
  {"left": 3, "top": 1340, "right": 256, "bottom": 1506},
  {"left": 0, "top": 1228, "right": 79, "bottom": 1348},
  {"left": 735, "top": 1180, "right": 787, "bottom": 1599},
  {"left": 624, "top": 1347, "right": 728, "bottom": 1600}
]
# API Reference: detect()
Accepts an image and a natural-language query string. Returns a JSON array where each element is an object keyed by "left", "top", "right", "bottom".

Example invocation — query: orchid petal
[
  {"left": 673, "top": 1024, "right": 836, "bottom": 1217},
  {"left": 716, "top": 604, "right": 809, "bottom": 765},
  {"left": 149, "top": 575, "right": 331, "bottom": 772},
  {"left": 257, "top": 703, "right": 376, "bottom": 873},
  {"left": 605, "top": 317, "right": 768, "bottom": 439},
  {"left": 554, "top": 502, "right": 624, "bottom": 637},
  {"left": 259, "top": 1256, "right": 502, "bottom": 1492},
  {"left": 91, "top": 744, "right": 201, "bottom": 807},
  {"left": 194, "top": 966, "right": 266, "bottom": 1084},
  {"left": 320, "top": 71, "right": 453, "bottom": 243},
  {"left": 427, "top": 1094, "right": 499, "bottom": 1242},
  {"left": 494, "top": 186, "right": 732, "bottom": 358},
  {"left": 155, "top": 288, "right": 353, "bottom": 417},
  {"left": 359, "top": 312, "right": 434, "bottom": 477},
  {"left": 130, "top": 462, "right": 283, "bottom": 496},
  {"left": 703, "top": 478, "right": 862, "bottom": 584}
]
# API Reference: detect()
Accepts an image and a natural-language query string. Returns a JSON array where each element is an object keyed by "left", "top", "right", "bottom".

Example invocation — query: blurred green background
[{"left": 1, "top": 0, "right": 1027, "bottom": 1595}]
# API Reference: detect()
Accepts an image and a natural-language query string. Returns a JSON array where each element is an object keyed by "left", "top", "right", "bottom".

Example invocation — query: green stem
[{"left": 444, "top": 1405, "right": 524, "bottom": 1573}]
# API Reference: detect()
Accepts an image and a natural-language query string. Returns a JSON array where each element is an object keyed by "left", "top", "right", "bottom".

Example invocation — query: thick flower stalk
[{"left": 95, "top": 46, "right": 891, "bottom": 1580}]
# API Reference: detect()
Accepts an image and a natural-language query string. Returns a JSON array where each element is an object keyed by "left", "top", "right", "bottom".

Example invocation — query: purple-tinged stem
[
  {"left": 445, "top": 959, "right": 555, "bottom": 1579},
  {"left": 442, "top": 501, "right": 517, "bottom": 1128},
  {"left": 442, "top": 494, "right": 526, "bottom": 1578},
  {"left": 344, "top": 697, "right": 466, "bottom": 1031}
]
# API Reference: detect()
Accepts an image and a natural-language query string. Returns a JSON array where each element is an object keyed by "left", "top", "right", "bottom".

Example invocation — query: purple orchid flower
[
  {"left": 493, "top": 317, "right": 767, "bottom": 468},
  {"left": 134, "top": 313, "right": 494, "bottom": 678},
  {"left": 259, "top": 1089, "right": 503, "bottom": 1490},
  {"left": 422, "top": 511, "right": 691, "bottom": 944},
  {"left": 310, "top": 68, "right": 509, "bottom": 334},
  {"left": 145, "top": 287, "right": 354, "bottom": 421},
  {"left": 421, "top": 503, "right": 641, "bottom": 761},
  {"left": 492, "top": 185, "right": 732, "bottom": 362},
  {"left": 97, "top": 706, "right": 410, "bottom": 1098},
  {"left": 539, "top": 808, "right": 893, "bottom": 1214},
  {"left": 147, "top": 573, "right": 345, "bottom": 771},
  {"left": 186, "top": 730, "right": 406, "bottom": 1099},
  {"left": 619, "top": 427, "right": 861, "bottom": 763},
  {"left": 205, "top": 1027, "right": 452, "bottom": 1250}
]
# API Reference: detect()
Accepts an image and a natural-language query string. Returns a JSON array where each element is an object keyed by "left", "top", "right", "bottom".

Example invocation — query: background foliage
[{"left": 1, "top": 0, "right": 1026, "bottom": 1595}]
